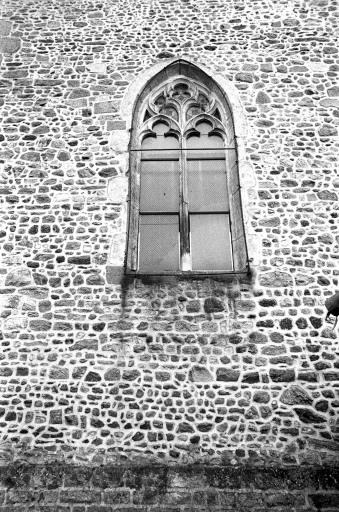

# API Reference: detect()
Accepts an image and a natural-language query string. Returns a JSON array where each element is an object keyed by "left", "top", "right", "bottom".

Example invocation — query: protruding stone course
[{"left": 0, "top": 464, "right": 337, "bottom": 509}]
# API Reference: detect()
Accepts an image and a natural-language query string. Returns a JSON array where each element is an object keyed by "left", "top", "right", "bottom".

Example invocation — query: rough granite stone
[
  {"left": 189, "top": 366, "right": 213, "bottom": 382},
  {"left": 5, "top": 269, "right": 32, "bottom": 287},
  {"left": 280, "top": 386, "right": 312, "bottom": 405},
  {"left": 0, "top": 37, "right": 21, "bottom": 53},
  {"left": 259, "top": 272, "right": 293, "bottom": 287}
]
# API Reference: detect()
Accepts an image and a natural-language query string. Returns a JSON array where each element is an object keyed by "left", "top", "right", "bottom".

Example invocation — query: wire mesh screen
[
  {"left": 141, "top": 132, "right": 180, "bottom": 159},
  {"left": 139, "top": 215, "right": 179, "bottom": 272},
  {"left": 140, "top": 160, "right": 179, "bottom": 212},
  {"left": 187, "top": 159, "right": 229, "bottom": 212},
  {"left": 186, "top": 132, "right": 225, "bottom": 159},
  {"left": 190, "top": 213, "right": 232, "bottom": 271}
]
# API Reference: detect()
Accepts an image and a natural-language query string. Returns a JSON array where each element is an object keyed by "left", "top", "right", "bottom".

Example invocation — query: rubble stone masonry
[{"left": 0, "top": 0, "right": 338, "bottom": 510}]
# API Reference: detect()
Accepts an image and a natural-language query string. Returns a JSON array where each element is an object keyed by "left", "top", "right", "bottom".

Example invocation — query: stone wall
[{"left": 0, "top": 0, "right": 338, "bottom": 507}]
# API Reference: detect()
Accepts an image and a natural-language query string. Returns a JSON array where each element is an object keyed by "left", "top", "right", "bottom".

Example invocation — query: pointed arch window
[{"left": 127, "top": 63, "right": 248, "bottom": 275}]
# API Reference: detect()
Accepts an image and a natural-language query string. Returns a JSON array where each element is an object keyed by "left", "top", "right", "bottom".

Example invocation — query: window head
[{"left": 126, "top": 61, "right": 248, "bottom": 276}]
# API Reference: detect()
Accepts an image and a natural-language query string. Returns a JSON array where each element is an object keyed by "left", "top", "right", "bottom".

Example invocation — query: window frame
[{"left": 126, "top": 69, "right": 250, "bottom": 277}]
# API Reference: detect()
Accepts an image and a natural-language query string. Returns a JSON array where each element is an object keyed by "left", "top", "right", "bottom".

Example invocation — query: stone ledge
[
  {"left": 0, "top": 466, "right": 339, "bottom": 512},
  {"left": 0, "top": 464, "right": 338, "bottom": 511},
  {"left": 1, "top": 463, "right": 338, "bottom": 490}
]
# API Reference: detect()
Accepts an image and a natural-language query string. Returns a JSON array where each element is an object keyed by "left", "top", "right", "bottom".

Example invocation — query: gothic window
[{"left": 127, "top": 62, "right": 248, "bottom": 275}]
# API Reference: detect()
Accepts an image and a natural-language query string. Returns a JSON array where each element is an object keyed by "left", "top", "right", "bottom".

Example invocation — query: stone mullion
[{"left": 179, "top": 133, "right": 191, "bottom": 271}]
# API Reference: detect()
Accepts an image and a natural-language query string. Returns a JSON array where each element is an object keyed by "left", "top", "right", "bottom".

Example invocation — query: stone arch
[
  {"left": 106, "top": 58, "right": 259, "bottom": 280},
  {"left": 121, "top": 58, "right": 259, "bottom": 273}
]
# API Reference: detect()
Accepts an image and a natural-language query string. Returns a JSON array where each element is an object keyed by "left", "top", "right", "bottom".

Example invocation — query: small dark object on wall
[{"left": 325, "top": 291, "right": 339, "bottom": 329}]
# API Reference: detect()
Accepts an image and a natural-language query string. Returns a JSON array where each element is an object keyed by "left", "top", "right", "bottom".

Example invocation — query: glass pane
[
  {"left": 188, "top": 160, "right": 229, "bottom": 211},
  {"left": 195, "top": 121, "right": 213, "bottom": 134},
  {"left": 190, "top": 214, "right": 232, "bottom": 271},
  {"left": 141, "top": 134, "right": 179, "bottom": 159},
  {"left": 153, "top": 122, "right": 170, "bottom": 135},
  {"left": 139, "top": 215, "right": 179, "bottom": 272},
  {"left": 140, "top": 161, "right": 179, "bottom": 212},
  {"left": 186, "top": 133, "right": 224, "bottom": 158}
]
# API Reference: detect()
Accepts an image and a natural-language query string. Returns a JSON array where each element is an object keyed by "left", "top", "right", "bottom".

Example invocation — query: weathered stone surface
[
  {"left": 70, "top": 339, "right": 98, "bottom": 350},
  {"left": 249, "top": 332, "right": 268, "bottom": 344},
  {"left": 104, "top": 368, "right": 121, "bottom": 381},
  {"left": 68, "top": 88, "right": 90, "bottom": 99},
  {"left": 270, "top": 369, "right": 295, "bottom": 382},
  {"left": 327, "top": 86, "right": 339, "bottom": 97},
  {"left": 177, "top": 422, "right": 194, "bottom": 433},
  {"left": 0, "top": 368, "right": 13, "bottom": 377},
  {"left": 94, "top": 101, "right": 118, "bottom": 114},
  {"left": 68, "top": 256, "right": 91, "bottom": 265},
  {"left": 189, "top": 366, "right": 213, "bottom": 382},
  {"left": 84, "top": 371, "right": 101, "bottom": 382},
  {"left": 155, "top": 371, "right": 170, "bottom": 381},
  {"left": 0, "top": 20, "right": 11, "bottom": 36},
  {"left": 324, "top": 371, "right": 339, "bottom": 381},
  {"left": 243, "top": 372, "right": 259, "bottom": 383},
  {"left": 259, "top": 216, "right": 280, "bottom": 227},
  {"left": 29, "top": 320, "right": 52, "bottom": 331},
  {"left": 320, "top": 98, "right": 339, "bottom": 108},
  {"left": 256, "top": 119, "right": 274, "bottom": 127},
  {"left": 235, "top": 72, "right": 253, "bottom": 83},
  {"left": 204, "top": 297, "right": 224, "bottom": 313},
  {"left": 21, "top": 151, "right": 41, "bottom": 162},
  {"left": 98, "top": 167, "right": 118, "bottom": 178},
  {"left": 157, "top": 51, "right": 174, "bottom": 58},
  {"left": 259, "top": 272, "right": 293, "bottom": 287},
  {"left": 294, "top": 408, "right": 327, "bottom": 424},
  {"left": 216, "top": 369, "right": 240, "bottom": 382},
  {"left": 280, "top": 318, "right": 293, "bottom": 330},
  {"left": 309, "top": 438, "right": 339, "bottom": 452},
  {"left": 53, "top": 322, "right": 72, "bottom": 331},
  {"left": 280, "top": 385, "right": 312, "bottom": 405},
  {"left": 298, "top": 371, "right": 318, "bottom": 382},
  {"left": 256, "top": 91, "right": 271, "bottom": 104},
  {"left": 122, "top": 370, "right": 140, "bottom": 381},
  {"left": 309, "top": 493, "right": 339, "bottom": 509},
  {"left": 253, "top": 391, "right": 270, "bottom": 403},
  {"left": 18, "top": 287, "right": 48, "bottom": 299},
  {"left": 318, "top": 125, "right": 338, "bottom": 137},
  {"left": 57, "top": 150, "right": 70, "bottom": 161},
  {"left": 0, "top": 37, "right": 20, "bottom": 53},
  {"left": 86, "top": 274, "right": 105, "bottom": 285},
  {"left": 49, "top": 367, "right": 69, "bottom": 379},
  {"left": 34, "top": 79, "right": 64, "bottom": 87},
  {"left": 5, "top": 269, "right": 31, "bottom": 287},
  {"left": 5, "top": 316, "right": 28, "bottom": 330},
  {"left": 317, "top": 190, "right": 338, "bottom": 201}
]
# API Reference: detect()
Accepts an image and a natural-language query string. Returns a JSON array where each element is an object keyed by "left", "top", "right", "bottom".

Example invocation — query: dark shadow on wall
[
  {"left": 106, "top": 264, "right": 256, "bottom": 314},
  {"left": 1, "top": 462, "right": 338, "bottom": 510}
]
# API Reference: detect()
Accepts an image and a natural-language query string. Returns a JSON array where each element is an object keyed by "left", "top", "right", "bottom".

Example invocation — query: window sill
[{"left": 106, "top": 265, "right": 252, "bottom": 285}]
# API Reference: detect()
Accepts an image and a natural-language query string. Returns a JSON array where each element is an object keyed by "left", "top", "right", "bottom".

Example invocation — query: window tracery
[{"left": 126, "top": 67, "right": 248, "bottom": 275}]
